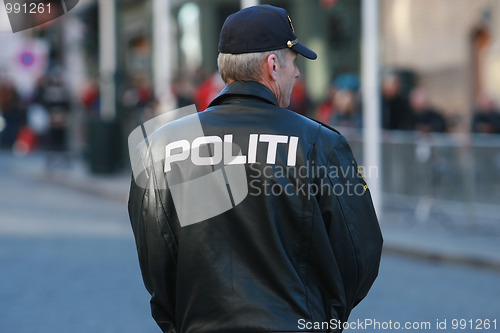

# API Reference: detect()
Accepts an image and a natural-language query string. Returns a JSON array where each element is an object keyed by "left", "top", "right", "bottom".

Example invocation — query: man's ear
[{"left": 265, "top": 54, "right": 279, "bottom": 81}]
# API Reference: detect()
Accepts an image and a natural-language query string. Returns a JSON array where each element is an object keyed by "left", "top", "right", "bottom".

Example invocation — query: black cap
[{"left": 218, "top": 5, "right": 317, "bottom": 60}]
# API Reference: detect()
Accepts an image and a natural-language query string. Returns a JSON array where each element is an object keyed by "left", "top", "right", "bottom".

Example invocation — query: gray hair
[{"left": 217, "top": 49, "right": 288, "bottom": 84}]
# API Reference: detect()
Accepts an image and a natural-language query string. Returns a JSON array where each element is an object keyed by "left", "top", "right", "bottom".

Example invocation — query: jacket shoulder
[
  {"left": 305, "top": 116, "right": 343, "bottom": 147},
  {"left": 307, "top": 117, "right": 342, "bottom": 134}
]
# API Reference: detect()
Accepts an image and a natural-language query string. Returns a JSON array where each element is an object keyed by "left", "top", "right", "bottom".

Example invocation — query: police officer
[{"left": 128, "top": 5, "right": 382, "bottom": 333}]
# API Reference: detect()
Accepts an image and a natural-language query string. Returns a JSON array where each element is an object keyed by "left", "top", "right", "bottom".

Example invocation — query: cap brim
[{"left": 291, "top": 42, "right": 317, "bottom": 60}]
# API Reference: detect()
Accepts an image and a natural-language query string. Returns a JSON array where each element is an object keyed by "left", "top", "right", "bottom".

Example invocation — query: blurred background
[{"left": 0, "top": 0, "right": 499, "bottom": 332}]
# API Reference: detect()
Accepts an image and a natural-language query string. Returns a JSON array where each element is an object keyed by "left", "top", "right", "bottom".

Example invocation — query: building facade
[{"left": 381, "top": 0, "right": 500, "bottom": 131}]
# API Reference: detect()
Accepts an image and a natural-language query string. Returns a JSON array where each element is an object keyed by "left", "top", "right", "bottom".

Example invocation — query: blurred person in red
[
  {"left": 81, "top": 79, "right": 100, "bottom": 118},
  {"left": 288, "top": 77, "right": 312, "bottom": 116},
  {"left": 136, "top": 77, "right": 154, "bottom": 109},
  {"left": 381, "top": 73, "right": 412, "bottom": 130},
  {"left": 193, "top": 72, "right": 225, "bottom": 112},
  {"left": 410, "top": 88, "right": 447, "bottom": 133},
  {"left": 315, "top": 83, "right": 337, "bottom": 124},
  {"left": 471, "top": 93, "right": 500, "bottom": 134}
]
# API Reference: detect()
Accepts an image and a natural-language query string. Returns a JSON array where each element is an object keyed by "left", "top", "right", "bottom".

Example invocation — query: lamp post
[
  {"left": 241, "top": 0, "right": 259, "bottom": 9},
  {"left": 98, "top": 0, "right": 116, "bottom": 121},
  {"left": 153, "top": 0, "right": 175, "bottom": 113},
  {"left": 362, "top": 0, "right": 382, "bottom": 216}
]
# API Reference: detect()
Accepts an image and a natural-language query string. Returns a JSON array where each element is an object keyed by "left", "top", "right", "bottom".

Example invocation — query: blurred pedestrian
[
  {"left": 171, "top": 74, "right": 194, "bottom": 108},
  {"left": 330, "top": 89, "right": 362, "bottom": 129},
  {"left": 471, "top": 93, "right": 500, "bottom": 134},
  {"left": 381, "top": 73, "right": 413, "bottom": 130},
  {"left": 136, "top": 77, "right": 154, "bottom": 109},
  {"left": 33, "top": 71, "right": 71, "bottom": 165},
  {"left": 129, "top": 5, "right": 382, "bottom": 333},
  {"left": 409, "top": 88, "right": 447, "bottom": 133},
  {"left": 315, "top": 73, "right": 360, "bottom": 126},
  {"left": 0, "top": 76, "right": 23, "bottom": 148},
  {"left": 315, "top": 82, "right": 337, "bottom": 124},
  {"left": 288, "top": 77, "right": 312, "bottom": 116},
  {"left": 81, "top": 79, "right": 100, "bottom": 118},
  {"left": 334, "top": 73, "right": 360, "bottom": 92},
  {"left": 193, "top": 72, "right": 225, "bottom": 112}
]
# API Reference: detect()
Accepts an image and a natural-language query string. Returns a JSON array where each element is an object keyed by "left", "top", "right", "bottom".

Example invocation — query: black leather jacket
[{"left": 128, "top": 81, "right": 383, "bottom": 333}]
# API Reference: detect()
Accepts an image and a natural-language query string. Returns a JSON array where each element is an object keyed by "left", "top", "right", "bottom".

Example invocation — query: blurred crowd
[
  {"left": 1, "top": 68, "right": 500, "bottom": 156},
  {"left": 316, "top": 72, "right": 500, "bottom": 135},
  {"left": 168, "top": 70, "right": 500, "bottom": 137},
  {"left": 0, "top": 70, "right": 69, "bottom": 158}
]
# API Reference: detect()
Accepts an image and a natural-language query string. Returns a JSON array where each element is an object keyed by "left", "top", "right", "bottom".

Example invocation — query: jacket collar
[{"left": 208, "top": 81, "right": 279, "bottom": 108}]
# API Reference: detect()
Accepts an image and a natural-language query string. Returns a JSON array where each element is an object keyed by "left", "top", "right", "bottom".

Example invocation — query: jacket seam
[
  {"left": 148, "top": 156, "right": 179, "bottom": 264},
  {"left": 300, "top": 123, "right": 326, "bottom": 320},
  {"left": 327, "top": 135, "right": 360, "bottom": 310},
  {"left": 299, "top": 143, "right": 315, "bottom": 321}
]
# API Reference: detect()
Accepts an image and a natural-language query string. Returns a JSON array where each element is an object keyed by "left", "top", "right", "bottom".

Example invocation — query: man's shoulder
[
  {"left": 306, "top": 116, "right": 342, "bottom": 136},
  {"left": 292, "top": 114, "right": 344, "bottom": 156},
  {"left": 301, "top": 115, "right": 342, "bottom": 142}
]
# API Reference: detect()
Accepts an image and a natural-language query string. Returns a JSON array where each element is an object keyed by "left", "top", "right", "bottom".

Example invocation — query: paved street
[
  {"left": 348, "top": 254, "right": 500, "bottom": 332},
  {"left": 0, "top": 156, "right": 158, "bottom": 333},
  {"left": 0, "top": 153, "right": 499, "bottom": 333}
]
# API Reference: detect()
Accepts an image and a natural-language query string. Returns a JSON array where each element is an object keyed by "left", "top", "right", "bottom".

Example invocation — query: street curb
[
  {"left": 382, "top": 243, "right": 500, "bottom": 271},
  {"left": 36, "top": 172, "right": 130, "bottom": 203}
]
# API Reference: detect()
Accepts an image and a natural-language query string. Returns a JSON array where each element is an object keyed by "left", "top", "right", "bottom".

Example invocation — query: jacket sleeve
[
  {"left": 128, "top": 175, "right": 178, "bottom": 333},
  {"left": 323, "top": 134, "right": 383, "bottom": 311}
]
